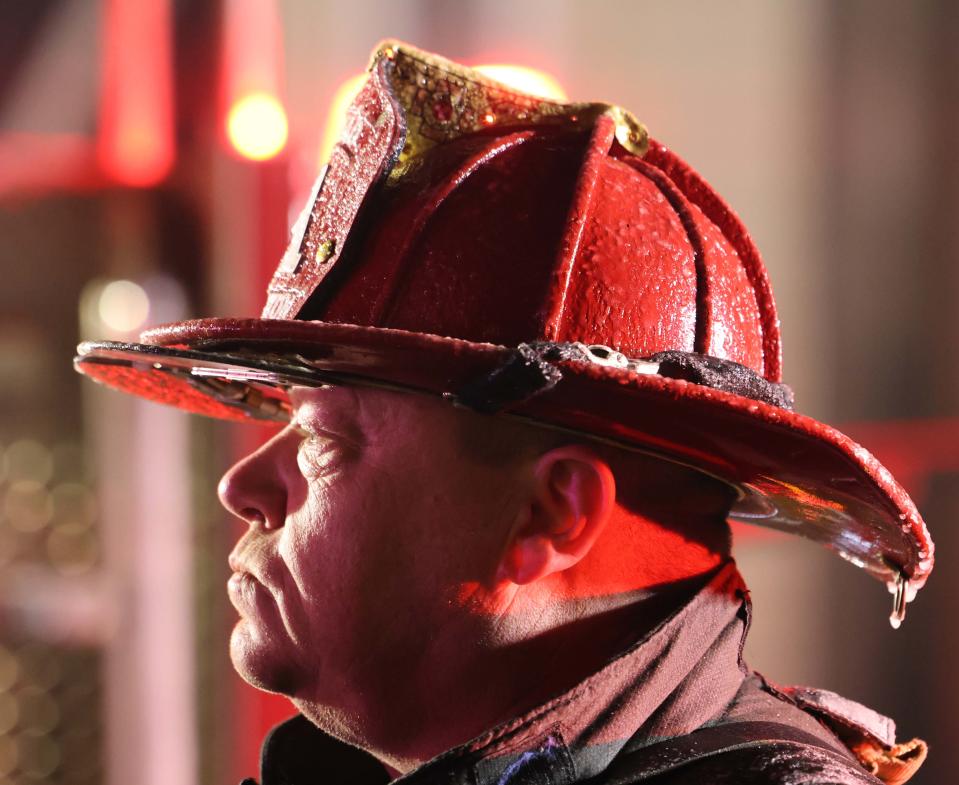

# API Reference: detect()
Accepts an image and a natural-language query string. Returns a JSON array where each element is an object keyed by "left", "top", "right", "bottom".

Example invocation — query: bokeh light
[
  {"left": 46, "top": 522, "right": 100, "bottom": 575},
  {"left": 0, "top": 528, "right": 17, "bottom": 569},
  {"left": 18, "top": 733, "right": 59, "bottom": 778},
  {"left": 97, "top": 280, "right": 150, "bottom": 333},
  {"left": 2, "top": 441, "right": 53, "bottom": 486},
  {"left": 19, "top": 686, "right": 60, "bottom": 737},
  {"left": 50, "top": 483, "right": 97, "bottom": 527},
  {"left": 227, "top": 92, "right": 289, "bottom": 161},
  {"left": 0, "top": 736, "right": 17, "bottom": 777},
  {"left": 50, "top": 443, "right": 89, "bottom": 485},
  {"left": 0, "top": 648, "right": 18, "bottom": 693},
  {"left": 4, "top": 481, "right": 53, "bottom": 533},
  {"left": 0, "top": 694, "right": 17, "bottom": 736},
  {"left": 17, "top": 645, "right": 60, "bottom": 693}
]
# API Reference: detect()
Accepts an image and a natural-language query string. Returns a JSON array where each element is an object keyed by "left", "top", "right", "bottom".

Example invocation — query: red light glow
[
  {"left": 98, "top": 0, "right": 174, "bottom": 186},
  {"left": 227, "top": 92, "right": 289, "bottom": 161},
  {"left": 222, "top": 0, "right": 287, "bottom": 162}
]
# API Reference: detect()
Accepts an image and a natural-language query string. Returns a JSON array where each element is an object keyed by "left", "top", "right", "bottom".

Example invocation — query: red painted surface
[{"left": 261, "top": 49, "right": 779, "bottom": 382}]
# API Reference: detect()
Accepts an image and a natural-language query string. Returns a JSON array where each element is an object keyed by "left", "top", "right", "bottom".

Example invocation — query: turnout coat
[{"left": 240, "top": 563, "right": 922, "bottom": 785}]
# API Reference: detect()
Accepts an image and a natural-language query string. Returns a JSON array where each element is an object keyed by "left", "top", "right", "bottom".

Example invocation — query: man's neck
[{"left": 292, "top": 572, "right": 713, "bottom": 779}]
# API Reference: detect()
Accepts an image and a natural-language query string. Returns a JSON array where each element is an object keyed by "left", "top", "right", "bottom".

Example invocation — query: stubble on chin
[{"left": 229, "top": 620, "right": 303, "bottom": 697}]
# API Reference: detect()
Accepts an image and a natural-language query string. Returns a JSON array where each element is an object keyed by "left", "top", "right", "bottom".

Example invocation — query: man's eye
[
  {"left": 297, "top": 430, "right": 330, "bottom": 452},
  {"left": 295, "top": 431, "right": 346, "bottom": 478},
  {"left": 294, "top": 423, "right": 331, "bottom": 446}
]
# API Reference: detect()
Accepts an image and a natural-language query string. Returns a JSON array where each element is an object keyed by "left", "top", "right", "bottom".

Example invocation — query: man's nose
[{"left": 217, "top": 426, "right": 297, "bottom": 530}]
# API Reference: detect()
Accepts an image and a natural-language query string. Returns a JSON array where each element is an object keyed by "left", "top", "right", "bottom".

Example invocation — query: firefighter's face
[{"left": 218, "top": 384, "right": 527, "bottom": 714}]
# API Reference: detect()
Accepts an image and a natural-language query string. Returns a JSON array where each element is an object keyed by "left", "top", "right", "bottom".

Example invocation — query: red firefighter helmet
[{"left": 75, "top": 42, "right": 933, "bottom": 618}]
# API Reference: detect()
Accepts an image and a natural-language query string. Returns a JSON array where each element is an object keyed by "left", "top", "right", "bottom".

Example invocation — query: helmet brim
[{"left": 75, "top": 316, "right": 933, "bottom": 605}]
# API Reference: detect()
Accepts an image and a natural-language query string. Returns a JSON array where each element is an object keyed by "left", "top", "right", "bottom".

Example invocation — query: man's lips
[
  {"left": 228, "top": 570, "right": 267, "bottom": 616},
  {"left": 228, "top": 544, "right": 278, "bottom": 617}
]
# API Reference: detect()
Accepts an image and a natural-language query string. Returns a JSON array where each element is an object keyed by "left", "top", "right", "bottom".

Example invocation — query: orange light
[
  {"left": 98, "top": 0, "right": 174, "bottom": 186},
  {"left": 222, "top": 0, "right": 287, "bottom": 161},
  {"left": 317, "top": 74, "right": 367, "bottom": 169},
  {"left": 227, "top": 92, "right": 289, "bottom": 161},
  {"left": 474, "top": 65, "right": 568, "bottom": 101}
]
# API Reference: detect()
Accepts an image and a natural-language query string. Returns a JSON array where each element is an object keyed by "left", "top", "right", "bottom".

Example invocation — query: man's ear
[{"left": 497, "top": 446, "right": 616, "bottom": 585}]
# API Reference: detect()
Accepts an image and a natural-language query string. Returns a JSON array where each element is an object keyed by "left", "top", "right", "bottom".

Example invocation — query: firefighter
[{"left": 75, "top": 42, "right": 931, "bottom": 785}]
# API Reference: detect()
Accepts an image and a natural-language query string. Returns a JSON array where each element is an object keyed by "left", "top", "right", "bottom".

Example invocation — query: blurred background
[{"left": 0, "top": 0, "right": 956, "bottom": 783}]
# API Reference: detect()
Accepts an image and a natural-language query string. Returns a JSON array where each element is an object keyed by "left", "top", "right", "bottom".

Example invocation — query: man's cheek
[
  {"left": 280, "top": 494, "right": 360, "bottom": 594},
  {"left": 285, "top": 480, "right": 337, "bottom": 546}
]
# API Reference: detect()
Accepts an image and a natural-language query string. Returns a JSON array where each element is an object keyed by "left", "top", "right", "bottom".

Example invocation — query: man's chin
[{"left": 229, "top": 620, "right": 301, "bottom": 697}]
